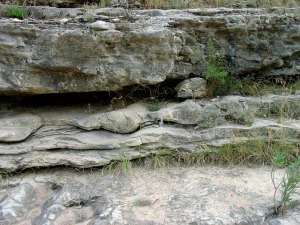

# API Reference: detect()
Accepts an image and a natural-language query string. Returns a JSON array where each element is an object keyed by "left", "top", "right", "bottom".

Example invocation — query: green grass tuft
[{"left": 4, "top": 7, "right": 28, "bottom": 19}]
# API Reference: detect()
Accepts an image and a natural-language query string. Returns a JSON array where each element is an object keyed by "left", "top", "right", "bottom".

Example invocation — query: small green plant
[
  {"left": 85, "top": 12, "right": 95, "bottom": 23},
  {"left": 4, "top": 7, "right": 28, "bottom": 19},
  {"left": 144, "top": 150, "right": 172, "bottom": 169},
  {"left": 271, "top": 148, "right": 300, "bottom": 215},
  {"left": 203, "top": 37, "right": 231, "bottom": 97},
  {"left": 290, "top": 79, "right": 300, "bottom": 94},
  {"left": 102, "top": 154, "right": 132, "bottom": 175},
  {"left": 147, "top": 100, "right": 162, "bottom": 112}
]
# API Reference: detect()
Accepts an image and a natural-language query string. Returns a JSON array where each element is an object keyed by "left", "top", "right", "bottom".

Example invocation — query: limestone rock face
[
  {"left": 0, "top": 114, "right": 42, "bottom": 142},
  {"left": 0, "top": 7, "right": 299, "bottom": 94},
  {"left": 175, "top": 77, "right": 207, "bottom": 98}
]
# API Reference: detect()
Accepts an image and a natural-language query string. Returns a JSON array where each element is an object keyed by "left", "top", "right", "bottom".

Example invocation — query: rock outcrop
[
  {"left": 0, "top": 5, "right": 299, "bottom": 172},
  {"left": 0, "top": 6, "right": 300, "bottom": 224},
  {"left": 0, "top": 7, "right": 299, "bottom": 94}
]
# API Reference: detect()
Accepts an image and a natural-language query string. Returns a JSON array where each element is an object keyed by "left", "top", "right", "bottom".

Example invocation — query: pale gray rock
[
  {"left": 175, "top": 77, "right": 207, "bottom": 98},
  {"left": 0, "top": 94, "right": 298, "bottom": 171},
  {"left": 0, "top": 183, "right": 36, "bottom": 220},
  {"left": 0, "top": 118, "right": 299, "bottom": 171},
  {"left": 89, "top": 20, "right": 116, "bottom": 30},
  {"left": 170, "top": 62, "right": 193, "bottom": 79},
  {"left": 0, "top": 114, "right": 42, "bottom": 142},
  {"left": 32, "top": 180, "right": 106, "bottom": 225}
]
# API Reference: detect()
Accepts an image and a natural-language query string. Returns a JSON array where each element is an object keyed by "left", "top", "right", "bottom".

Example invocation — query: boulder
[
  {"left": 175, "top": 77, "right": 207, "bottom": 98},
  {"left": 72, "top": 103, "right": 148, "bottom": 133}
]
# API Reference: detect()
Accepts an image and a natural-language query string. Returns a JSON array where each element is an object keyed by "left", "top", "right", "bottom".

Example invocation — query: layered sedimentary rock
[
  {"left": 0, "top": 7, "right": 299, "bottom": 94},
  {"left": 0, "top": 6, "right": 299, "bottom": 173},
  {"left": 0, "top": 94, "right": 299, "bottom": 171},
  {"left": 0, "top": 6, "right": 300, "bottom": 224}
]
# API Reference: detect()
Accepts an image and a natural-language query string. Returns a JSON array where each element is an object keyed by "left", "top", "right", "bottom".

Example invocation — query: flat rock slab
[{"left": 0, "top": 166, "right": 299, "bottom": 224}]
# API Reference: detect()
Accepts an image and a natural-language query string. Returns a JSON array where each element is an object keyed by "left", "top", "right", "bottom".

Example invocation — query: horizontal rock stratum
[
  {"left": 0, "top": 7, "right": 299, "bottom": 94},
  {"left": 0, "top": 94, "right": 299, "bottom": 171}
]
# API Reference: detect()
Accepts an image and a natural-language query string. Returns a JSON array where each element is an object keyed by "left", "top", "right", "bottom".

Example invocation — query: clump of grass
[
  {"left": 203, "top": 37, "right": 232, "bottom": 97},
  {"left": 4, "top": 7, "right": 28, "bottom": 19},
  {"left": 290, "top": 79, "right": 300, "bottom": 94},
  {"left": 125, "top": 137, "right": 298, "bottom": 170},
  {"left": 102, "top": 155, "right": 132, "bottom": 175},
  {"left": 232, "top": 76, "right": 300, "bottom": 97},
  {"left": 271, "top": 148, "right": 300, "bottom": 215},
  {"left": 104, "top": 127, "right": 299, "bottom": 171},
  {"left": 85, "top": 12, "right": 95, "bottom": 23},
  {"left": 144, "top": 149, "right": 173, "bottom": 169},
  {"left": 147, "top": 100, "right": 163, "bottom": 112}
]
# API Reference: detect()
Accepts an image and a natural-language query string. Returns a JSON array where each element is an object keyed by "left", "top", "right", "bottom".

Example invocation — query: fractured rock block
[{"left": 175, "top": 77, "right": 207, "bottom": 98}]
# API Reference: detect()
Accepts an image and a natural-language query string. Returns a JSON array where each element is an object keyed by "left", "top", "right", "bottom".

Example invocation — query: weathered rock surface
[
  {"left": 0, "top": 166, "right": 299, "bottom": 225},
  {"left": 0, "top": 114, "right": 42, "bottom": 142},
  {"left": 0, "top": 7, "right": 299, "bottom": 94},
  {"left": 0, "top": 183, "right": 36, "bottom": 221},
  {"left": 0, "top": 94, "right": 299, "bottom": 171},
  {"left": 175, "top": 77, "right": 207, "bottom": 98},
  {"left": 0, "top": 5, "right": 300, "bottom": 225},
  {"left": 71, "top": 103, "right": 148, "bottom": 133}
]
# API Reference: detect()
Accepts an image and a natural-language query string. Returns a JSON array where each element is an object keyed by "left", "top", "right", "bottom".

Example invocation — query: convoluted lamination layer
[{"left": 0, "top": 95, "right": 300, "bottom": 171}]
